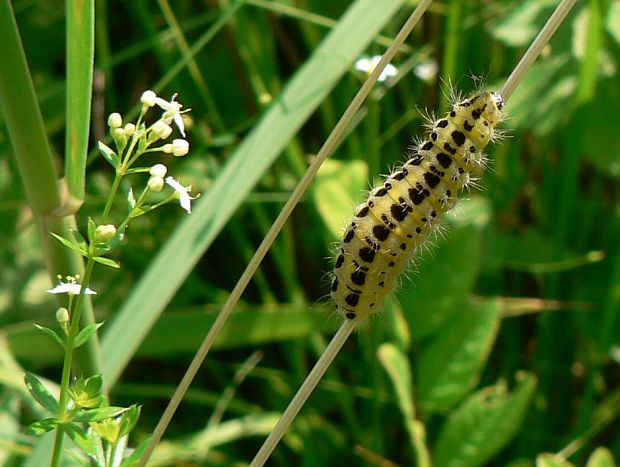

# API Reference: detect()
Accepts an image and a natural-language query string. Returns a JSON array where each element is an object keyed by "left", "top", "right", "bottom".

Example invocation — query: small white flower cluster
[{"left": 102, "top": 90, "right": 196, "bottom": 215}]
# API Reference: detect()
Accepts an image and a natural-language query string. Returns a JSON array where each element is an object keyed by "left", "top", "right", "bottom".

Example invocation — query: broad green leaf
[
  {"left": 417, "top": 299, "right": 501, "bottom": 411},
  {"left": 74, "top": 323, "right": 104, "bottom": 348},
  {"left": 398, "top": 197, "right": 490, "bottom": 341},
  {"left": 33, "top": 324, "right": 65, "bottom": 350},
  {"left": 25, "top": 418, "right": 59, "bottom": 436},
  {"left": 64, "top": 422, "right": 100, "bottom": 459},
  {"left": 24, "top": 373, "right": 59, "bottom": 414},
  {"left": 100, "top": 0, "right": 409, "bottom": 390},
  {"left": 536, "top": 454, "right": 574, "bottom": 467},
  {"left": 312, "top": 158, "right": 368, "bottom": 238},
  {"left": 433, "top": 372, "right": 536, "bottom": 467},
  {"left": 585, "top": 447, "right": 616, "bottom": 467},
  {"left": 98, "top": 141, "right": 118, "bottom": 167}
]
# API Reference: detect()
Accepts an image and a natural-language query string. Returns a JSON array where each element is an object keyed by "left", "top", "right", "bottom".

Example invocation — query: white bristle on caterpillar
[{"left": 330, "top": 90, "right": 504, "bottom": 321}]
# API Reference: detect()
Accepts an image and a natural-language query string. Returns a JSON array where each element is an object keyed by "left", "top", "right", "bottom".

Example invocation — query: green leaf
[
  {"left": 398, "top": 197, "right": 491, "bottom": 341},
  {"left": 118, "top": 405, "right": 141, "bottom": 438},
  {"left": 98, "top": 141, "right": 118, "bottom": 168},
  {"left": 24, "top": 373, "right": 59, "bottom": 414},
  {"left": 74, "top": 323, "right": 104, "bottom": 349},
  {"left": 536, "top": 454, "right": 574, "bottom": 467},
  {"left": 378, "top": 343, "right": 431, "bottom": 465},
  {"left": 70, "top": 227, "right": 88, "bottom": 250},
  {"left": 87, "top": 217, "right": 96, "bottom": 243},
  {"left": 606, "top": 1, "right": 620, "bottom": 45},
  {"left": 433, "top": 372, "right": 536, "bottom": 467},
  {"left": 585, "top": 447, "right": 616, "bottom": 467},
  {"left": 34, "top": 324, "right": 65, "bottom": 350},
  {"left": 64, "top": 422, "right": 100, "bottom": 459},
  {"left": 73, "top": 406, "right": 128, "bottom": 422},
  {"left": 92, "top": 256, "right": 120, "bottom": 268},
  {"left": 378, "top": 343, "right": 415, "bottom": 421},
  {"left": 124, "top": 166, "right": 151, "bottom": 175},
  {"left": 120, "top": 437, "right": 150, "bottom": 467},
  {"left": 312, "top": 158, "right": 368, "bottom": 238},
  {"left": 69, "top": 375, "right": 107, "bottom": 409},
  {"left": 50, "top": 232, "right": 86, "bottom": 257},
  {"left": 25, "top": 418, "right": 59, "bottom": 436},
  {"left": 417, "top": 299, "right": 501, "bottom": 411}
]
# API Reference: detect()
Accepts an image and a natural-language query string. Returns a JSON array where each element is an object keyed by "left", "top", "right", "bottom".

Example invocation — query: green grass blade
[
  {"left": 65, "top": 0, "right": 94, "bottom": 208},
  {"left": 101, "top": 0, "right": 408, "bottom": 390},
  {"left": 0, "top": 0, "right": 60, "bottom": 214}
]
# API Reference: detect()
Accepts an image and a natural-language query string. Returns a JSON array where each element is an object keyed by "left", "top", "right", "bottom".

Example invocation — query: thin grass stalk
[
  {"left": 249, "top": 0, "right": 579, "bottom": 464},
  {"left": 137, "top": 2, "right": 434, "bottom": 464},
  {"left": 249, "top": 319, "right": 357, "bottom": 467}
]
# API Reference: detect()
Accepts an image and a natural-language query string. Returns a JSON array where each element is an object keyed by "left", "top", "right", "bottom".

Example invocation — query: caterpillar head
[{"left": 481, "top": 91, "right": 503, "bottom": 127}]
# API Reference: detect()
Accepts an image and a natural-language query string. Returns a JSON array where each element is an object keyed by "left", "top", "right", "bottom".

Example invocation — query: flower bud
[
  {"left": 124, "top": 123, "right": 136, "bottom": 138},
  {"left": 56, "top": 307, "right": 70, "bottom": 325},
  {"left": 151, "top": 121, "right": 173, "bottom": 140},
  {"left": 147, "top": 176, "right": 164, "bottom": 192},
  {"left": 141, "top": 90, "right": 157, "bottom": 107},
  {"left": 108, "top": 113, "right": 122, "bottom": 129},
  {"left": 149, "top": 164, "right": 167, "bottom": 178},
  {"left": 94, "top": 224, "right": 117, "bottom": 242},
  {"left": 171, "top": 139, "right": 189, "bottom": 157}
]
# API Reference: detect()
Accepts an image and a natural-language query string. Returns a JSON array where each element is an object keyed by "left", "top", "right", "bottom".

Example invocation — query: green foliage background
[{"left": 1, "top": 0, "right": 619, "bottom": 465}]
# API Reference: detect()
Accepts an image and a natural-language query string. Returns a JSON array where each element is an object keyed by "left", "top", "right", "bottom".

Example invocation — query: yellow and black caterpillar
[{"left": 330, "top": 90, "right": 504, "bottom": 321}]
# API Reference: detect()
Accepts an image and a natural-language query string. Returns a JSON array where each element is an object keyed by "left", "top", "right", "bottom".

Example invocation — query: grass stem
[{"left": 249, "top": 319, "right": 357, "bottom": 467}]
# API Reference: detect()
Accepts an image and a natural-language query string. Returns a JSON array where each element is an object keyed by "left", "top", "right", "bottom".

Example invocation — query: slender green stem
[
  {"left": 50, "top": 257, "right": 97, "bottom": 467},
  {"left": 101, "top": 171, "right": 125, "bottom": 223}
]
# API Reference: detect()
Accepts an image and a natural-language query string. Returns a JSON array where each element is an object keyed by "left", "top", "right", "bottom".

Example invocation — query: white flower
[
  {"left": 163, "top": 139, "right": 189, "bottom": 157},
  {"left": 108, "top": 113, "right": 122, "bottom": 129},
  {"left": 165, "top": 176, "right": 194, "bottom": 214},
  {"left": 149, "top": 164, "right": 168, "bottom": 178},
  {"left": 413, "top": 59, "right": 438, "bottom": 82},
  {"left": 355, "top": 55, "right": 398, "bottom": 82},
  {"left": 48, "top": 276, "right": 97, "bottom": 295},
  {"left": 154, "top": 94, "right": 186, "bottom": 137},
  {"left": 141, "top": 90, "right": 157, "bottom": 107}
]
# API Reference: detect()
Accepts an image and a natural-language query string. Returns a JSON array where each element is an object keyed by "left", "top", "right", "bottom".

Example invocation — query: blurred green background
[{"left": 1, "top": 0, "right": 619, "bottom": 465}]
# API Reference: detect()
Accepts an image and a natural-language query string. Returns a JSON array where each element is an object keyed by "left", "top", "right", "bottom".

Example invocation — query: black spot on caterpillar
[{"left": 331, "top": 90, "right": 503, "bottom": 321}]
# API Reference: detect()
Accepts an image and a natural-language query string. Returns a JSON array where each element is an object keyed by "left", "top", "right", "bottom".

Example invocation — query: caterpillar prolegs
[{"left": 330, "top": 90, "right": 504, "bottom": 321}]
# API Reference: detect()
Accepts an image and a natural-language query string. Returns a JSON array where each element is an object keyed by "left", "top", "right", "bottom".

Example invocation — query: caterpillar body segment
[{"left": 331, "top": 90, "right": 504, "bottom": 321}]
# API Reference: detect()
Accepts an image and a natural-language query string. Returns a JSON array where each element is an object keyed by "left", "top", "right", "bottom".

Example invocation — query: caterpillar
[{"left": 330, "top": 89, "right": 504, "bottom": 321}]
